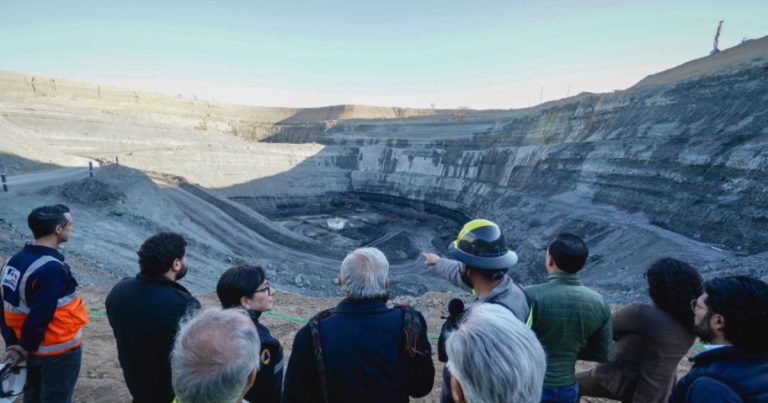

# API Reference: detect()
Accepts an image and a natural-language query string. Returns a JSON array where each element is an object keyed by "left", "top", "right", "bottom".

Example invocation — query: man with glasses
[
  {"left": 106, "top": 232, "right": 201, "bottom": 403},
  {"left": 669, "top": 276, "right": 768, "bottom": 402}
]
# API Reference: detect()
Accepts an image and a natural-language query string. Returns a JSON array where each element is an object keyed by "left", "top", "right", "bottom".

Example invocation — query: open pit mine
[{"left": 1, "top": 37, "right": 767, "bottom": 304}]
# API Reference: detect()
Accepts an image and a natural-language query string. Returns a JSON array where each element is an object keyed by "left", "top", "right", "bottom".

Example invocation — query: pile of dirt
[{"left": 57, "top": 177, "right": 126, "bottom": 207}]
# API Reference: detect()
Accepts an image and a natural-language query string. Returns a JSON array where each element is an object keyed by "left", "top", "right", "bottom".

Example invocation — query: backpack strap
[
  {"left": 395, "top": 304, "right": 431, "bottom": 358},
  {"left": 308, "top": 308, "right": 336, "bottom": 403}
]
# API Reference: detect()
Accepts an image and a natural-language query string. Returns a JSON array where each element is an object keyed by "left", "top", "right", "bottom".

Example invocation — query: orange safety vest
[{"left": 2, "top": 255, "right": 88, "bottom": 356}]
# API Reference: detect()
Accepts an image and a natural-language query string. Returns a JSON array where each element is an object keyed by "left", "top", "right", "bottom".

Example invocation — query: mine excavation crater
[
  {"left": 236, "top": 192, "right": 465, "bottom": 265},
  {"left": 1, "top": 36, "right": 767, "bottom": 305}
]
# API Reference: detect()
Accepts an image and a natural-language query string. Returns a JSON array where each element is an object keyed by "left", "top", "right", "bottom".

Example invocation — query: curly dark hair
[
  {"left": 704, "top": 276, "right": 768, "bottom": 353},
  {"left": 216, "top": 265, "right": 267, "bottom": 309},
  {"left": 137, "top": 232, "right": 187, "bottom": 275},
  {"left": 645, "top": 258, "right": 703, "bottom": 328}
]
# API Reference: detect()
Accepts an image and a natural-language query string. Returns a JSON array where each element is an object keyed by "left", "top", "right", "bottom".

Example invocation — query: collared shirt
[{"left": 525, "top": 272, "right": 613, "bottom": 387}]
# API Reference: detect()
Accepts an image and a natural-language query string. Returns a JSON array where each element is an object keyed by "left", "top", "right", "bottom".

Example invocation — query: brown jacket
[{"left": 590, "top": 302, "right": 694, "bottom": 403}]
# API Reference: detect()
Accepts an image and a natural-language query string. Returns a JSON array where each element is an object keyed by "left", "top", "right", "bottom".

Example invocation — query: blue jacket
[
  {"left": 668, "top": 346, "right": 768, "bottom": 403},
  {"left": 282, "top": 298, "right": 434, "bottom": 403},
  {"left": 1, "top": 244, "right": 85, "bottom": 353}
]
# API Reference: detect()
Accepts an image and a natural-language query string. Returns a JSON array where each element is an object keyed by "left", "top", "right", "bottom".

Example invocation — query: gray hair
[
  {"left": 171, "top": 308, "right": 261, "bottom": 403},
  {"left": 339, "top": 247, "right": 389, "bottom": 299},
  {"left": 446, "top": 303, "right": 546, "bottom": 403}
]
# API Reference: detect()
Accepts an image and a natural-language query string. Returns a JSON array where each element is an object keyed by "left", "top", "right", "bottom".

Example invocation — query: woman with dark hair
[
  {"left": 216, "top": 265, "right": 282, "bottom": 403},
  {"left": 576, "top": 258, "right": 703, "bottom": 403}
]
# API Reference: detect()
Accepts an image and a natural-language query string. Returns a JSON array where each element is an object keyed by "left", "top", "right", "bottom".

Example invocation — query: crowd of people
[{"left": 1, "top": 205, "right": 767, "bottom": 403}]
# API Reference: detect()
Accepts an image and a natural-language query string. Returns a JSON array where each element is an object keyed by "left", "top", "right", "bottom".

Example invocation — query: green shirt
[{"left": 525, "top": 272, "right": 612, "bottom": 388}]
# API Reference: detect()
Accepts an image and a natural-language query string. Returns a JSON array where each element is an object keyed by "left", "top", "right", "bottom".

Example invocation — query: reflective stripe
[
  {"left": 525, "top": 306, "right": 534, "bottom": 329},
  {"left": 18, "top": 255, "right": 61, "bottom": 307},
  {"left": 35, "top": 328, "right": 82, "bottom": 354},
  {"left": 4, "top": 301, "right": 27, "bottom": 314},
  {"left": 56, "top": 292, "right": 78, "bottom": 307},
  {"left": 3, "top": 288, "right": 79, "bottom": 314},
  {"left": 455, "top": 219, "right": 495, "bottom": 243},
  {"left": 273, "top": 357, "right": 284, "bottom": 375}
]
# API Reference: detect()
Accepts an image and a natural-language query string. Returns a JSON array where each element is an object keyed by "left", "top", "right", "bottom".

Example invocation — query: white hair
[
  {"left": 340, "top": 247, "right": 389, "bottom": 299},
  {"left": 446, "top": 303, "right": 546, "bottom": 403},
  {"left": 171, "top": 308, "right": 260, "bottom": 403}
]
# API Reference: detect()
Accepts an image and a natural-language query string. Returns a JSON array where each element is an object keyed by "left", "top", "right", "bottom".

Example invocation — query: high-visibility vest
[{"left": 2, "top": 255, "right": 88, "bottom": 356}]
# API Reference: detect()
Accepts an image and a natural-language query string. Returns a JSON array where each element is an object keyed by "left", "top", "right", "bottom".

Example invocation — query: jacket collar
[
  {"left": 480, "top": 275, "right": 514, "bottom": 302},
  {"left": 136, "top": 273, "right": 194, "bottom": 295},
  {"left": 335, "top": 297, "right": 390, "bottom": 314},
  {"left": 23, "top": 243, "right": 65, "bottom": 261},
  {"left": 546, "top": 272, "right": 582, "bottom": 285},
  {"left": 689, "top": 345, "right": 767, "bottom": 365}
]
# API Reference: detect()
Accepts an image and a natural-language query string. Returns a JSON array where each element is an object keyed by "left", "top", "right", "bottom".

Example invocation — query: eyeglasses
[{"left": 255, "top": 283, "right": 272, "bottom": 295}]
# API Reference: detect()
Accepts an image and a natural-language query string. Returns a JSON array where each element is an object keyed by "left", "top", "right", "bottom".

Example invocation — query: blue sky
[{"left": 2, "top": 0, "right": 766, "bottom": 109}]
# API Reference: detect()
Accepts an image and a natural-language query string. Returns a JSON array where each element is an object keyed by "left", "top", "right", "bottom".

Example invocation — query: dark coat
[
  {"left": 668, "top": 346, "right": 768, "bottom": 403},
  {"left": 244, "top": 310, "right": 283, "bottom": 403},
  {"left": 282, "top": 298, "right": 434, "bottom": 403},
  {"left": 590, "top": 302, "right": 695, "bottom": 403},
  {"left": 105, "top": 273, "right": 201, "bottom": 403}
]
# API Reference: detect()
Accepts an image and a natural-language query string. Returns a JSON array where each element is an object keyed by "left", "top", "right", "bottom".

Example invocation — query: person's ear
[
  {"left": 546, "top": 254, "right": 556, "bottom": 269},
  {"left": 450, "top": 375, "right": 465, "bottom": 403},
  {"left": 384, "top": 277, "right": 390, "bottom": 289},
  {"left": 240, "top": 296, "right": 251, "bottom": 307},
  {"left": 711, "top": 312, "right": 726, "bottom": 332},
  {"left": 246, "top": 367, "right": 258, "bottom": 388},
  {"left": 171, "top": 258, "right": 182, "bottom": 273}
]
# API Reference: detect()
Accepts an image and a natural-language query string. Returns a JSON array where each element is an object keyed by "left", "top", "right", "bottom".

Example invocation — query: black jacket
[
  {"left": 282, "top": 298, "right": 434, "bottom": 403},
  {"left": 105, "top": 273, "right": 201, "bottom": 403},
  {"left": 668, "top": 346, "right": 768, "bottom": 403},
  {"left": 244, "top": 310, "right": 284, "bottom": 403}
]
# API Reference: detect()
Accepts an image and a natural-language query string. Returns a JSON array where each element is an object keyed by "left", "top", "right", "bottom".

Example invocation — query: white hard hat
[{"left": 0, "top": 361, "right": 26, "bottom": 402}]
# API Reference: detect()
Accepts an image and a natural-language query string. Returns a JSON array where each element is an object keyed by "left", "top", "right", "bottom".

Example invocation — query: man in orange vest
[{"left": 1, "top": 204, "right": 89, "bottom": 403}]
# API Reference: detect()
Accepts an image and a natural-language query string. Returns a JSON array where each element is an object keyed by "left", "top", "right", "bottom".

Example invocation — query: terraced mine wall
[
  {"left": 2, "top": 41, "right": 767, "bottom": 301},
  {"left": 261, "top": 62, "right": 768, "bottom": 256}
]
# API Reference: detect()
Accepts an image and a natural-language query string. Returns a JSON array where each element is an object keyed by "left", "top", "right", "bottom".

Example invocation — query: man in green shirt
[{"left": 525, "top": 233, "right": 612, "bottom": 403}]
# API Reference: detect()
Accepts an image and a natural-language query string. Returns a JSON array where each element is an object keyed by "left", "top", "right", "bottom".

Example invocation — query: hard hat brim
[{"left": 448, "top": 243, "right": 518, "bottom": 270}]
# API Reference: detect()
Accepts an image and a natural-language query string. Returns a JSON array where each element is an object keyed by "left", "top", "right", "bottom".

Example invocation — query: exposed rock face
[
  {"left": 1, "top": 37, "right": 766, "bottom": 302},
  {"left": 260, "top": 61, "right": 768, "bottom": 255}
]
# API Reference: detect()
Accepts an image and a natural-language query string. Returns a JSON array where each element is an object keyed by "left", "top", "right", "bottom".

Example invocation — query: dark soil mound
[{"left": 59, "top": 178, "right": 126, "bottom": 207}]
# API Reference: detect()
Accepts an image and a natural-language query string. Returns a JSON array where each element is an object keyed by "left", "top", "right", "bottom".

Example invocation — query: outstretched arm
[{"left": 423, "top": 253, "right": 472, "bottom": 292}]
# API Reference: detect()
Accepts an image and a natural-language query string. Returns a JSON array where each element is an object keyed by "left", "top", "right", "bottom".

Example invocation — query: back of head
[
  {"left": 446, "top": 304, "right": 546, "bottom": 403},
  {"left": 339, "top": 247, "right": 389, "bottom": 299},
  {"left": 704, "top": 276, "right": 768, "bottom": 353},
  {"left": 645, "top": 258, "right": 703, "bottom": 328},
  {"left": 27, "top": 204, "right": 70, "bottom": 239},
  {"left": 171, "top": 308, "right": 261, "bottom": 403},
  {"left": 217, "top": 265, "right": 266, "bottom": 309},
  {"left": 137, "top": 232, "right": 186, "bottom": 275},
  {"left": 547, "top": 233, "right": 588, "bottom": 273}
]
